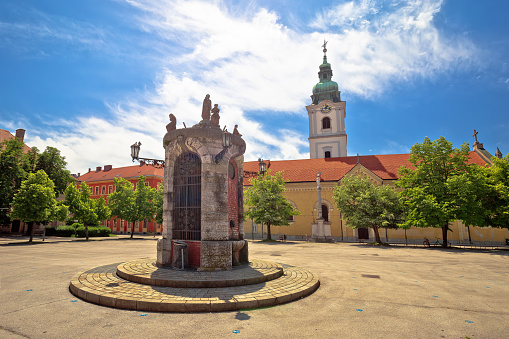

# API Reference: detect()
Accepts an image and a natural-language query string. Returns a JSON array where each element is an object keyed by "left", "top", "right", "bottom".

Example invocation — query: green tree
[
  {"left": 9, "top": 170, "right": 58, "bottom": 242},
  {"left": 333, "top": 175, "right": 406, "bottom": 244},
  {"left": 244, "top": 171, "right": 300, "bottom": 240},
  {"left": 108, "top": 176, "right": 154, "bottom": 239},
  {"left": 397, "top": 136, "right": 483, "bottom": 247},
  {"left": 0, "top": 139, "right": 73, "bottom": 228},
  {"left": 0, "top": 139, "right": 29, "bottom": 225},
  {"left": 35, "top": 146, "right": 74, "bottom": 195},
  {"left": 479, "top": 154, "right": 509, "bottom": 229},
  {"left": 94, "top": 196, "right": 111, "bottom": 225},
  {"left": 64, "top": 182, "right": 97, "bottom": 241},
  {"left": 152, "top": 182, "right": 164, "bottom": 225}
]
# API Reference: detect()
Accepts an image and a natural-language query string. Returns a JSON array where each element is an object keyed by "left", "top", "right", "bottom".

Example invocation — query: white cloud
[{"left": 4, "top": 0, "right": 479, "bottom": 173}]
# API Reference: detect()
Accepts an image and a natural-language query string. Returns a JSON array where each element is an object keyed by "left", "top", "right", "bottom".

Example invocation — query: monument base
[
  {"left": 310, "top": 219, "right": 334, "bottom": 243},
  {"left": 199, "top": 240, "right": 232, "bottom": 271}
]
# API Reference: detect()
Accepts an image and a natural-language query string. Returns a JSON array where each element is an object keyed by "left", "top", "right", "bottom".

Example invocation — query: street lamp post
[{"left": 130, "top": 141, "right": 165, "bottom": 168}]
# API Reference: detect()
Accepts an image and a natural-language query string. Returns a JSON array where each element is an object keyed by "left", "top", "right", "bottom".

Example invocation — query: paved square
[{"left": 1, "top": 237, "right": 508, "bottom": 338}]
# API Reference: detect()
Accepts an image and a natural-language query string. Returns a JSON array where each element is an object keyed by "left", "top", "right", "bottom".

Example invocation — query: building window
[
  {"left": 102, "top": 186, "right": 106, "bottom": 194},
  {"left": 324, "top": 151, "right": 331, "bottom": 158},
  {"left": 95, "top": 186, "right": 99, "bottom": 195},
  {"left": 108, "top": 185, "right": 113, "bottom": 194},
  {"left": 145, "top": 182, "right": 149, "bottom": 186},
  {"left": 322, "top": 117, "right": 331, "bottom": 129}
]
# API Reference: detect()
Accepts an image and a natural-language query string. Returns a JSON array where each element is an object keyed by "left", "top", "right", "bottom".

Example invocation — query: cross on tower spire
[{"left": 322, "top": 40, "right": 328, "bottom": 63}]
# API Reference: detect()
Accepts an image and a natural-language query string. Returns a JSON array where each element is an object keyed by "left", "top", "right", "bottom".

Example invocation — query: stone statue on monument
[
  {"left": 166, "top": 113, "right": 177, "bottom": 132},
  {"left": 202, "top": 94, "right": 211, "bottom": 121},
  {"left": 233, "top": 124, "right": 242, "bottom": 137},
  {"left": 211, "top": 104, "right": 220, "bottom": 127}
]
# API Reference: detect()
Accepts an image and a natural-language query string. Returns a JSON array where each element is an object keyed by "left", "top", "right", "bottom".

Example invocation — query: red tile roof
[
  {"left": 243, "top": 151, "right": 489, "bottom": 185},
  {"left": 77, "top": 165, "right": 164, "bottom": 183},
  {"left": 0, "top": 129, "right": 31, "bottom": 153}
]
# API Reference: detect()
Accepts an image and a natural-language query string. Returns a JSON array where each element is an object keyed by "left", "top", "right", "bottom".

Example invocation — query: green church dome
[
  {"left": 313, "top": 80, "right": 339, "bottom": 94},
  {"left": 311, "top": 48, "right": 341, "bottom": 105}
]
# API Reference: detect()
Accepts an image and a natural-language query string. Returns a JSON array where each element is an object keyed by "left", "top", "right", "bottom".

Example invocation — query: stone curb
[
  {"left": 69, "top": 259, "right": 319, "bottom": 313},
  {"left": 116, "top": 258, "right": 284, "bottom": 288}
]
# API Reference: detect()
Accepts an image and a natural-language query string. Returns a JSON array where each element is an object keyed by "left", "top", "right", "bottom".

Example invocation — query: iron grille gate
[{"left": 173, "top": 152, "right": 201, "bottom": 240}]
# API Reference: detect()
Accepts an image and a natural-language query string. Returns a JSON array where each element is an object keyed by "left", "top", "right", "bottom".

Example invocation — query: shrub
[
  {"left": 75, "top": 226, "right": 111, "bottom": 237},
  {"left": 44, "top": 226, "right": 57, "bottom": 236},
  {"left": 55, "top": 225, "right": 75, "bottom": 237}
]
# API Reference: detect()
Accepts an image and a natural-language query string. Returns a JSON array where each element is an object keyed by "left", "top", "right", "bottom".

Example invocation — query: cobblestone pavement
[
  {"left": 1, "top": 239, "right": 508, "bottom": 338},
  {"left": 70, "top": 259, "right": 319, "bottom": 312}
]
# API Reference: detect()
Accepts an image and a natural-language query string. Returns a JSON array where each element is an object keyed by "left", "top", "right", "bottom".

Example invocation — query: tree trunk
[
  {"left": 442, "top": 222, "right": 448, "bottom": 248},
  {"left": 372, "top": 223, "right": 382, "bottom": 244},
  {"left": 131, "top": 221, "right": 135, "bottom": 239},
  {"left": 85, "top": 221, "right": 89, "bottom": 241},
  {"left": 28, "top": 221, "right": 34, "bottom": 243},
  {"left": 266, "top": 221, "right": 271, "bottom": 240}
]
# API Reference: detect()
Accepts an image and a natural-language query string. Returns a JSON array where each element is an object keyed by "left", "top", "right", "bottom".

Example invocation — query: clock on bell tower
[{"left": 307, "top": 40, "right": 347, "bottom": 159}]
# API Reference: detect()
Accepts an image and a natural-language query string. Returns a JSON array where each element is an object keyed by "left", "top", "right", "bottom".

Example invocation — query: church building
[{"left": 243, "top": 44, "right": 508, "bottom": 245}]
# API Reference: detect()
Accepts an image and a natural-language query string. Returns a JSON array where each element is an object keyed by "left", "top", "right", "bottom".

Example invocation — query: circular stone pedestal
[{"left": 69, "top": 259, "right": 319, "bottom": 313}]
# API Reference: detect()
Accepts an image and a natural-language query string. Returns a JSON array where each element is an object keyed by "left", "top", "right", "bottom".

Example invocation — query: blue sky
[{"left": 1, "top": 0, "right": 508, "bottom": 173}]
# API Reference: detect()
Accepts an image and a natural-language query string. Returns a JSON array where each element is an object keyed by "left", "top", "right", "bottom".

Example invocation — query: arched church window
[
  {"left": 173, "top": 152, "right": 201, "bottom": 240},
  {"left": 324, "top": 151, "right": 331, "bottom": 158},
  {"left": 322, "top": 117, "right": 331, "bottom": 129},
  {"left": 322, "top": 204, "right": 329, "bottom": 222}
]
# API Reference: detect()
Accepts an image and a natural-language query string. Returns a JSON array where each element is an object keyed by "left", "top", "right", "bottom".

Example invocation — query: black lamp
[
  {"left": 130, "top": 141, "right": 141, "bottom": 161},
  {"left": 222, "top": 130, "right": 231, "bottom": 147},
  {"left": 258, "top": 158, "right": 266, "bottom": 175}
]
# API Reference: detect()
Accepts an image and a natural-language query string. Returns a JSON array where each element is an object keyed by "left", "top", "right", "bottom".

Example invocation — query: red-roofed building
[
  {"left": 76, "top": 164, "right": 163, "bottom": 235},
  {"left": 0, "top": 128, "right": 31, "bottom": 153}
]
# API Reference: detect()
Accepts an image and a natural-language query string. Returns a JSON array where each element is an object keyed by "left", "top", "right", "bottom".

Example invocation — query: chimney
[
  {"left": 96, "top": 166, "right": 101, "bottom": 172},
  {"left": 15, "top": 129, "right": 25, "bottom": 141},
  {"left": 104, "top": 165, "right": 113, "bottom": 172},
  {"left": 88, "top": 168, "right": 91, "bottom": 173}
]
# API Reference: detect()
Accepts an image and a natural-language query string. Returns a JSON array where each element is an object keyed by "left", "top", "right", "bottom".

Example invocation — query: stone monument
[{"left": 157, "top": 95, "right": 248, "bottom": 270}]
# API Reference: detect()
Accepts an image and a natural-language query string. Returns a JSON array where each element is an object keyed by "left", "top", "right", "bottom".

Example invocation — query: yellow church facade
[{"left": 242, "top": 44, "right": 508, "bottom": 245}]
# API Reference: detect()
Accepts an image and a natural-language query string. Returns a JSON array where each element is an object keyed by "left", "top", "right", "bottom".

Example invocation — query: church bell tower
[{"left": 307, "top": 41, "right": 347, "bottom": 159}]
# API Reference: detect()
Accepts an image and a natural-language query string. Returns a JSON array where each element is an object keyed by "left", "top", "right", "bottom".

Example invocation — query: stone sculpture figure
[
  {"left": 166, "top": 113, "right": 177, "bottom": 132},
  {"left": 233, "top": 124, "right": 242, "bottom": 137},
  {"left": 211, "top": 104, "right": 220, "bottom": 127},
  {"left": 202, "top": 94, "right": 211, "bottom": 121}
]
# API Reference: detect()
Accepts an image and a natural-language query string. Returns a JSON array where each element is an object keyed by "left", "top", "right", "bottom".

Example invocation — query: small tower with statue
[
  {"left": 307, "top": 40, "right": 347, "bottom": 159},
  {"left": 157, "top": 95, "right": 248, "bottom": 270}
]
